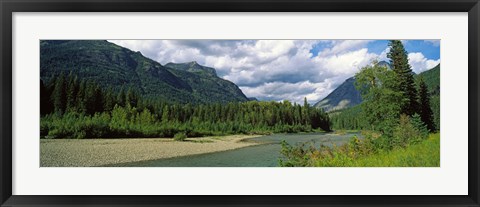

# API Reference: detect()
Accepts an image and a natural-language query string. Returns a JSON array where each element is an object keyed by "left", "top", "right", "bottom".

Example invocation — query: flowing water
[{"left": 112, "top": 132, "right": 359, "bottom": 167}]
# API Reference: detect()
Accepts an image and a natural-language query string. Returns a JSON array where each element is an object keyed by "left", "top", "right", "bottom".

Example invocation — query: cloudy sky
[{"left": 108, "top": 40, "right": 440, "bottom": 105}]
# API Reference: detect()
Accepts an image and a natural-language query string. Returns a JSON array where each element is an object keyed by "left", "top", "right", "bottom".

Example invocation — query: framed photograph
[{"left": 1, "top": 0, "right": 479, "bottom": 206}]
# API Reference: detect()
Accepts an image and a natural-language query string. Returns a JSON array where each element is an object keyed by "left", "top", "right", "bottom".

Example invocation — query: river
[{"left": 111, "top": 132, "right": 359, "bottom": 167}]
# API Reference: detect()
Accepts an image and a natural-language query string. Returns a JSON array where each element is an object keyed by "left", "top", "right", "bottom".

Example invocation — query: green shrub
[
  {"left": 278, "top": 114, "right": 439, "bottom": 167},
  {"left": 173, "top": 132, "right": 187, "bottom": 141},
  {"left": 279, "top": 140, "right": 318, "bottom": 167},
  {"left": 411, "top": 113, "right": 429, "bottom": 139},
  {"left": 392, "top": 114, "right": 428, "bottom": 148}
]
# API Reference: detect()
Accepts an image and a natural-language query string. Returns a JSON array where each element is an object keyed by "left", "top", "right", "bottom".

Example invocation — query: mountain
[
  {"left": 40, "top": 40, "right": 248, "bottom": 104},
  {"left": 417, "top": 64, "right": 440, "bottom": 96},
  {"left": 314, "top": 61, "right": 391, "bottom": 112},
  {"left": 165, "top": 61, "right": 217, "bottom": 76},
  {"left": 164, "top": 62, "right": 248, "bottom": 103},
  {"left": 313, "top": 77, "right": 362, "bottom": 112},
  {"left": 376, "top": 60, "right": 392, "bottom": 69},
  {"left": 417, "top": 64, "right": 440, "bottom": 130},
  {"left": 314, "top": 62, "right": 440, "bottom": 112}
]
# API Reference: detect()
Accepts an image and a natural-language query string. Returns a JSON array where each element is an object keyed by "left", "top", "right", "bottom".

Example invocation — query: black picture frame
[{"left": 1, "top": 0, "right": 479, "bottom": 206}]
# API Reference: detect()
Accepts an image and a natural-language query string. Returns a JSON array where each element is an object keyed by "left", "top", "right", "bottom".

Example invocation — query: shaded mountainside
[
  {"left": 417, "top": 64, "right": 440, "bottom": 96},
  {"left": 417, "top": 64, "right": 440, "bottom": 130},
  {"left": 313, "top": 77, "right": 362, "bottom": 112},
  {"left": 165, "top": 61, "right": 217, "bottom": 77},
  {"left": 40, "top": 40, "right": 248, "bottom": 104},
  {"left": 314, "top": 61, "right": 439, "bottom": 112}
]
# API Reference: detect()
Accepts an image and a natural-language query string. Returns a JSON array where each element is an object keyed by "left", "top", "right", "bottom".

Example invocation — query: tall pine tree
[
  {"left": 103, "top": 86, "right": 116, "bottom": 112},
  {"left": 126, "top": 87, "right": 139, "bottom": 107},
  {"left": 40, "top": 80, "right": 52, "bottom": 116},
  {"left": 66, "top": 73, "right": 79, "bottom": 112},
  {"left": 117, "top": 87, "right": 126, "bottom": 107},
  {"left": 387, "top": 40, "right": 418, "bottom": 116},
  {"left": 51, "top": 72, "right": 67, "bottom": 114},
  {"left": 417, "top": 77, "right": 435, "bottom": 132},
  {"left": 76, "top": 80, "right": 87, "bottom": 113}
]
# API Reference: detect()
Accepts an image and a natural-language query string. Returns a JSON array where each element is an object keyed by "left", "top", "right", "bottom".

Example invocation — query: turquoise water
[{"left": 111, "top": 132, "right": 358, "bottom": 167}]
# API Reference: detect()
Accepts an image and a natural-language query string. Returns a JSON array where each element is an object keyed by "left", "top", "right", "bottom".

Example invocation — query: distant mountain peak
[
  {"left": 376, "top": 60, "right": 392, "bottom": 69},
  {"left": 165, "top": 61, "right": 217, "bottom": 76},
  {"left": 313, "top": 76, "right": 362, "bottom": 112}
]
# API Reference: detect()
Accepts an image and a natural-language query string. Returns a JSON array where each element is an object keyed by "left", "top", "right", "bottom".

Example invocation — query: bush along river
[{"left": 108, "top": 132, "right": 360, "bottom": 167}]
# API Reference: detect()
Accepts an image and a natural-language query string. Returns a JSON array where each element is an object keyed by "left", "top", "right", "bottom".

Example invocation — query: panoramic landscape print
[{"left": 40, "top": 40, "right": 440, "bottom": 167}]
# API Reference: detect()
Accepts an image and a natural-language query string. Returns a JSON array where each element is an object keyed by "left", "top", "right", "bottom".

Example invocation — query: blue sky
[
  {"left": 109, "top": 40, "right": 440, "bottom": 105},
  {"left": 310, "top": 40, "right": 440, "bottom": 60}
]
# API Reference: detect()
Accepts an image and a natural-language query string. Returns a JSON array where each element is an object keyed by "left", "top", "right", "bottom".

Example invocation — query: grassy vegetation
[
  {"left": 173, "top": 132, "right": 187, "bottom": 141},
  {"left": 333, "top": 129, "right": 360, "bottom": 135},
  {"left": 279, "top": 115, "right": 437, "bottom": 167},
  {"left": 313, "top": 133, "right": 439, "bottom": 167}
]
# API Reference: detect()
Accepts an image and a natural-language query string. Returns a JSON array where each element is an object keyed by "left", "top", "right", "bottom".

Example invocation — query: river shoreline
[{"left": 40, "top": 135, "right": 263, "bottom": 167}]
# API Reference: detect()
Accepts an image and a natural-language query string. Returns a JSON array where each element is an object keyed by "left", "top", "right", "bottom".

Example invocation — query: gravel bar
[{"left": 40, "top": 135, "right": 262, "bottom": 167}]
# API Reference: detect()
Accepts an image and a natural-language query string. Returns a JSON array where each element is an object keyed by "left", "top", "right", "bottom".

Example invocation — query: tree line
[{"left": 41, "top": 73, "right": 331, "bottom": 138}]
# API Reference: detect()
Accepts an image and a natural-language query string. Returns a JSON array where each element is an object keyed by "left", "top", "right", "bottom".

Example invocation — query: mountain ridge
[{"left": 40, "top": 40, "right": 248, "bottom": 104}]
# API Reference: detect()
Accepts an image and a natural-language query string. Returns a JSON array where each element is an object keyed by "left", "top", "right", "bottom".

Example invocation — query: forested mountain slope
[{"left": 40, "top": 40, "right": 248, "bottom": 104}]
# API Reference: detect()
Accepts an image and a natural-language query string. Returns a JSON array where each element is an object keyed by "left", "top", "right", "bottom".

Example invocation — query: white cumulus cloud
[{"left": 408, "top": 52, "right": 440, "bottom": 73}]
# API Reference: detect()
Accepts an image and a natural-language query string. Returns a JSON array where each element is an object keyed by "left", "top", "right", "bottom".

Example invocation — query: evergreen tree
[
  {"left": 161, "top": 105, "right": 170, "bottom": 123},
  {"left": 40, "top": 80, "right": 52, "bottom": 116},
  {"left": 430, "top": 95, "right": 440, "bottom": 131},
  {"left": 417, "top": 77, "right": 435, "bottom": 132},
  {"left": 93, "top": 84, "right": 104, "bottom": 113},
  {"left": 51, "top": 72, "right": 67, "bottom": 114},
  {"left": 411, "top": 113, "right": 429, "bottom": 138},
  {"left": 76, "top": 80, "right": 87, "bottom": 113},
  {"left": 103, "top": 86, "right": 116, "bottom": 112},
  {"left": 46, "top": 75, "right": 57, "bottom": 93},
  {"left": 84, "top": 81, "right": 104, "bottom": 114},
  {"left": 303, "top": 97, "right": 310, "bottom": 125},
  {"left": 66, "top": 74, "right": 79, "bottom": 112},
  {"left": 117, "top": 87, "right": 126, "bottom": 107},
  {"left": 387, "top": 40, "right": 418, "bottom": 116},
  {"left": 126, "top": 87, "right": 139, "bottom": 107}
]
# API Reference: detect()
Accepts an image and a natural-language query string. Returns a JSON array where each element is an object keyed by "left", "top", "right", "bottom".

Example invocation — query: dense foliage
[
  {"left": 280, "top": 131, "right": 439, "bottom": 167},
  {"left": 330, "top": 105, "right": 368, "bottom": 130},
  {"left": 354, "top": 60, "right": 404, "bottom": 135},
  {"left": 41, "top": 73, "right": 331, "bottom": 139},
  {"left": 279, "top": 115, "right": 431, "bottom": 167}
]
